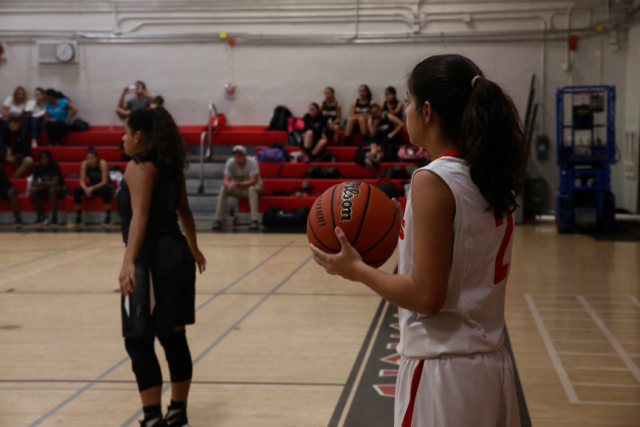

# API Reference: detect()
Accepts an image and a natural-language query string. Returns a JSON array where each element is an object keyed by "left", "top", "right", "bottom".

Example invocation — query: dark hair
[
  {"left": 86, "top": 145, "right": 99, "bottom": 158},
  {"left": 151, "top": 95, "right": 164, "bottom": 107},
  {"left": 310, "top": 102, "right": 320, "bottom": 109},
  {"left": 38, "top": 149, "right": 53, "bottom": 162},
  {"left": 407, "top": 54, "right": 528, "bottom": 217},
  {"left": 359, "top": 84, "right": 372, "bottom": 102},
  {"left": 127, "top": 107, "right": 188, "bottom": 192},
  {"left": 325, "top": 87, "right": 335, "bottom": 94},
  {"left": 7, "top": 115, "right": 22, "bottom": 124},
  {"left": 136, "top": 81, "right": 147, "bottom": 90},
  {"left": 35, "top": 87, "right": 45, "bottom": 95},
  {"left": 385, "top": 86, "right": 397, "bottom": 97},
  {"left": 45, "top": 89, "right": 69, "bottom": 101}
]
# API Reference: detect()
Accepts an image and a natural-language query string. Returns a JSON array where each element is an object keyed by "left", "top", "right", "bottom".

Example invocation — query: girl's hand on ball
[
  {"left": 391, "top": 197, "right": 404, "bottom": 218},
  {"left": 310, "top": 227, "right": 365, "bottom": 281}
]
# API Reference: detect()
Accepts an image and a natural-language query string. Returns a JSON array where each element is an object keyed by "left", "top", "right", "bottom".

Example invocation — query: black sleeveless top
[
  {"left": 115, "top": 164, "right": 182, "bottom": 243},
  {"left": 376, "top": 112, "right": 392, "bottom": 134},
  {"left": 86, "top": 163, "right": 103, "bottom": 186},
  {"left": 383, "top": 100, "right": 402, "bottom": 119},
  {"left": 354, "top": 99, "right": 372, "bottom": 115},
  {"left": 321, "top": 102, "right": 338, "bottom": 124}
]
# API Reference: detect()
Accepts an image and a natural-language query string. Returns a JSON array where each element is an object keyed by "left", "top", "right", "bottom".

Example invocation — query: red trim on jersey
[
  {"left": 438, "top": 150, "right": 462, "bottom": 159},
  {"left": 401, "top": 359, "right": 425, "bottom": 427}
]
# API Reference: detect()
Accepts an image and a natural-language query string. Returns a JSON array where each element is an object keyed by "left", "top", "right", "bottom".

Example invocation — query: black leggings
[
  {"left": 44, "top": 120, "right": 72, "bottom": 146},
  {"left": 73, "top": 185, "right": 112, "bottom": 205},
  {"left": 124, "top": 331, "right": 193, "bottom": 392}
]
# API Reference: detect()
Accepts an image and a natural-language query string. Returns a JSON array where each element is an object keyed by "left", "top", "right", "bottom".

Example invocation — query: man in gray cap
[{"left": 213, "top": 145, "right": 263, "bottom": 230}]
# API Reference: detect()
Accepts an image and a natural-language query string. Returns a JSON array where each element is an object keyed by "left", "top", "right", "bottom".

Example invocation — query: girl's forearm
[{"left": 123, "top": 213, "right": 148, "bottom": 263}]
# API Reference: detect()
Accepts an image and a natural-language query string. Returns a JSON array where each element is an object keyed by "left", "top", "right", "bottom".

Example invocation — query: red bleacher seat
[
  {"left": 32, "top": 146, "right": 122, "bottom": 161},
  {"left": 259, "top": 162, "right": 412, "bottom": 179},
  {"left": 261, "top": 178, "right": 379, "bottom": 196},
  {"left": 256, "top": 146, "right": 362, "bottom": 162}
]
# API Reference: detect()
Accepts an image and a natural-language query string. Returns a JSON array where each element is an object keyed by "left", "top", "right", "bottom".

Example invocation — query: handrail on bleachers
[{"left": 198, "top": 102, "right": 218, "bottom": 194}]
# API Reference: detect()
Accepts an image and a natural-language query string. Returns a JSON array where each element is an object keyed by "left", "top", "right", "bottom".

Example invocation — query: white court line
[
  {"left": 578, "top": 401, "right": 640, "bottom": 407},
  {"left": 537, "top": 308, "right": 640, "bottom": 314},
  {"left": 577, "top": 296, "right": 640, "bottom": 384},
  {"left": 631, "top": 296, "right": 640, "bottom": 310},
  {"left": 546, "top": 326, "right": 638, "bottom": 332},
  {"left": 337, "top": 300, "right": 389, "bottom": 427},
  {"left": 568, "top": 367, "right": 628, "bottom": 371},
  {"left": 551, "top": 338, "right": 609, "bottom": 343},
  {"left": 530, "top": 294, "right": 632, "bottom": 298},
  {"left": 525, "top": 294, "right": 579, "bottom": 403},
  {"left": 0, "top": 242, "right": 120, "bottom": 287},
  {"left": 573, "top": 382, "right": 640, "bottom": 388},
  {"left": 557, "top": 352, "right": 617, "bottom": 356}
]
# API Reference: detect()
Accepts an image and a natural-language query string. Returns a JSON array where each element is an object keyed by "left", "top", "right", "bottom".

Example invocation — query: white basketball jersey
[{"left": 396, "top": 153, "right": 514, "bottom": 359}]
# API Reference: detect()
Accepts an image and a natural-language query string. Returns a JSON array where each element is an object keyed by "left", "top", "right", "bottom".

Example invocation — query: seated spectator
[
  {"left": 116, "top": 81, "right": 152, "bottom": 119},
  {"left": 303, "top": 103, "right": 329, "bottom": 159},
  {"left": 73, "top": 146, "right": 113, "bottom": 227},
  {"left": 381, "top": 86, "right": 404, "bottom": 120},
  {"left": 0, "top": 167, "right": 22, "bottom": 229},
  {"left": 320, "top": 87, "right": 342, "bottom": 145},
  {"left": 212, "top": 145, "right": 262, "bottom": 231},
  {"left": 2, "top": 86, "right": 27, "bottom": 122},
  {"left": 344, "top": 84, "right": 375, "bottom": 145},
  {"left": 365, "top": 104, "right": 405, "bottom": 169},
  {"left": 44, "top": 89, "right": 78, "bottom": 146},
  {"left": 150, "top": 96, "right": 164, "bottom": 109},
  {"left": 30, "top": 149, "right": 66, "bottom": 225},
  {"left": 24, "top": 88, "right": 47, "bottom": 148},
  {"left": 0, "top": 115, "right": 34, "bottom": 178}
]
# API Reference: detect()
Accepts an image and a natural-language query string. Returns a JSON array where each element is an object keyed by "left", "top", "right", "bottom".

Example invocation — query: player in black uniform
[
  {"left": 29, "top": 150, "right": 66, "bottom": 225},
  {"left": 320, "top": 87, "right": 342, "bottom": 145},
  {"left": 73, "top": 146, "right": 113, "bottom": 226},
  {"left": 117, "top": 107, "right": 206, "bottom": 427},
  {"left": 344, "top": 84, "right": 376, "bottom": 145},
  {"left": 365, "top": 103, "right": 405, "bottom": 169},
  {"left": 381, "top": 86, "right": 404, "bottom": 120}
]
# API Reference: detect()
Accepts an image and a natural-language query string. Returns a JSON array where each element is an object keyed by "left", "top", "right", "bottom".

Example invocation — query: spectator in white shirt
[
  {"left": 23, "top": 88, "right": 47, "bottom": 147},
  {"left": 1, "top": 86, "right": 27, "bottom": 121}
]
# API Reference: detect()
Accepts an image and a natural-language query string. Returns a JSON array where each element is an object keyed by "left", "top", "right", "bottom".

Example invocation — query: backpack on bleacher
[
  {"left": 310, "top": 150, "right": 336, "bottom": 163},
  {"left": 262, "top": 206, "right": 310, "bottom": 228},
  {"left": 268, "top": 106, "right": 293, "bottom": 131},
  {"left": 269, "top": 142, "right": 291, "bottom": 162},
  {"left": 303, "top": 165, "right": 323, "bottom": 179},
  {"left": 322, "top": 166, "right": 342, "bottom": 179},
  {"left": 285, "top": 130, "right": 304, "bottom": 147}
]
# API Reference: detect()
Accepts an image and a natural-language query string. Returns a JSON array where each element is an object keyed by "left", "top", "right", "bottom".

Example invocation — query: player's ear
[
  {"left": 134, "top": 131, "right": 142, "bottom": 145},
  {"left": 422, "top": 101, "right": 432, "bottom": 125}
]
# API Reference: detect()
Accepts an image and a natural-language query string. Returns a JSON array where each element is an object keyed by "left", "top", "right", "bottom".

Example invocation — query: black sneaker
[
  {"left": 139, "top": 417, "right": 166, "bottom": 427},
  {"left": 164, "top": 407, "right": 189, "bottom": 427},
  {"left": 35, "top": 213, "right": 46, "bottom": 225},
  {"left": 14, "top": 218, "right": 22, "bottom": 230},
  {"left": 102, "top": 213, "right": 111, "bottom": 228},
  {"left": 75, "top": 213, "right": 83, "bottom": 227},
  {"left": 249, "top": 220, "right": 260, "bottom": 230},
  {"left": 49, "top": 215, "right": 58, "bottom": 226},
  {"left": 212, "top": 220, "right": 222, "bottom": 231}
]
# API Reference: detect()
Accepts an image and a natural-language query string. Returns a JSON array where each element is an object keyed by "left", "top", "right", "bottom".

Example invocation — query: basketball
[{"left": 307, "top": 182, "right": 401, "bottom": 268}]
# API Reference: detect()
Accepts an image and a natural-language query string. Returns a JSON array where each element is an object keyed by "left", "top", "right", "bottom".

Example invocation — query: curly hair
[
  {"left": 126, "top": 107, "right": 188, "bottom": 197},
  {"left": 407, "top": 54, "right": 528, "bottom": 217}
]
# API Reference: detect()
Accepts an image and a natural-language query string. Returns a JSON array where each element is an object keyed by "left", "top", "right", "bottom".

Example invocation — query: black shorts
[
  {"left": 121, "top": 233, "right": 196, "bottom": 338},
  {"left": 32, "top": 185, "right": 67, "bottom": 200}
]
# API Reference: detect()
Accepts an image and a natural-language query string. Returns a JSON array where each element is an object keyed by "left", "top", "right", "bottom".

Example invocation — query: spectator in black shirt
[
  {"left": 302, "top": 103, "right": 328, "bottom": 159},
  {"left": 0, "top": 115, "right": 34, "bottom": 178},
  {"left": 30, "top": 150, "right": 66, "bottom": 225},
  {"left": 0, "top": 167, "right": 22, "bottom": 229}
]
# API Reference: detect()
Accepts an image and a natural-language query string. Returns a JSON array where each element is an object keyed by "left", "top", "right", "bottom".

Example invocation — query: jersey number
[{"left": 494, "top": 214, "right": 514, "bottom": 285}]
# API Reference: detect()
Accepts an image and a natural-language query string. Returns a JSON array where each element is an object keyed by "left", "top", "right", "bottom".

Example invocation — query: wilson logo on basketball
[
  {"left": 340, "top": 182, "right": 361, "bottom": 221},
  {"left": 315, "top": 192, "right": 327, "bottom": 227}
]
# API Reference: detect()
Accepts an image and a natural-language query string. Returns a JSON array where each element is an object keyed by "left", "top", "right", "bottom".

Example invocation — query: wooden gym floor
[{"left": 0, "top": 222, "right": 638, "bottom": 426}]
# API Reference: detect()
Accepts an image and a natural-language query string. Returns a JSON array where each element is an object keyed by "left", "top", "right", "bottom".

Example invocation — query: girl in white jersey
[{"left": 310, "top": 54, "right": 528, "bottom": 427}]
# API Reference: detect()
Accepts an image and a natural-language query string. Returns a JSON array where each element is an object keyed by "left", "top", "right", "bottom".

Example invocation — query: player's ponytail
[{"left": 407, "top": 54, "right": 528, "bottom": 217}]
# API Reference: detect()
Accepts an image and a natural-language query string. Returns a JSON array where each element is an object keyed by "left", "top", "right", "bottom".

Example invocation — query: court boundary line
[
  {"left": 25, "top": 241, "right": 293, "bottom": 427},
  {"left": 0, "top": 240, "right": 95, "bottom": 275},
  {"left": 577, "top": 296, "right": 640, "bottom": 383},
  {"left": 119, "top": 255, "right": 312, "bottom": 427}
]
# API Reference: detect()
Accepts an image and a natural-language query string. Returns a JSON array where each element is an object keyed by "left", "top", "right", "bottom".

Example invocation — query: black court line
[
  {"left": 25, "top": 241, "right": 293, "bottom": 427},
  {"left": 330, "top": 303, "right": 532, "bottom": 427},
  {"left": 327, "top": 299, "right": 386, "bottom": 427},
  {"left": 0, "top": 379, "right": 343, "bottom": 387},
  {"left": 0, "top": 240, "right": 95, "bottom": 274},
  {"left": 119, "top": 255, "right": 312, "bottom": 427}
]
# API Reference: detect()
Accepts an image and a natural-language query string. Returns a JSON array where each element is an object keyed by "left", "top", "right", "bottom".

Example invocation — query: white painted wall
[
  {"left": 621, "top": 23, "right": 640, "bottom": 213},
  {"left": 0, "top": 1, "right": 635, "bottom": 210}
]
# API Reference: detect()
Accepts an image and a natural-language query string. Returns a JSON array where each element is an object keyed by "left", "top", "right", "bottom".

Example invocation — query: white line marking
[
  {"left": 525, "top": 294, "right": 579, "bottom": 403},
  {"left": 577, "top": 401, "right": 640, "bottom": 407},
  {"left": 573, "top": 382, "right": 640, "bottom": 388},
  {"left": 568, "top": 367, "right": 628, "bottom": 371},
  {"left": 557, "top": 352, "right": 617, "bottom": 356},
  {"left": 546, "top": 326, "right": 638, "bottom": 332},
  {"left": 551, "top": 338, "right": 608, "bottom": 343},
  {"left": 537, "top": 308, "right": 639, "bottom": 313},
  {"left": 529, "top": 294, "right": 632, "bottom": 298},
  {"left": 0, "top": 243, "right": 120, "bottom": 287},
  {"left": 338, "top": 300, "right": 389, "bottom": 427},
  {"left": 631, "top": 296, "right": 640, "bottom": 310},
  {"left": 577, "top": 296, "right": 640, "bottom": 384}
]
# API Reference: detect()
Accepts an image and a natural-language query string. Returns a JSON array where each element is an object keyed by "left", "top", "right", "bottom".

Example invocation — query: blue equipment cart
[{"left": 556, "top": 85, "right": 616, "bottom": 233}]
